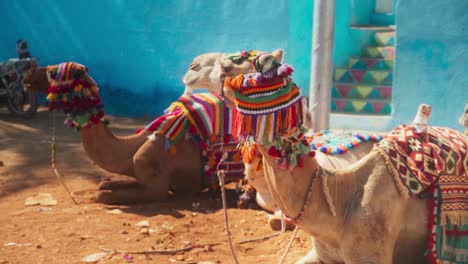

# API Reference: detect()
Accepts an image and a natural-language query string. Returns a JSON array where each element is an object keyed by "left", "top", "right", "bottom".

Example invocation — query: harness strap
[{"left": 287, "top": 168, "right": 320, "bottom": 224}]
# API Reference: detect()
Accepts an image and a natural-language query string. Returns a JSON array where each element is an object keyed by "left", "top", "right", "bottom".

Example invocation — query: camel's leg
[
  {"left": 98, "top": 178, "right": 141, "bottom": 190},
  {"left": 295, "top": 247, "right": 323, "bottom": 264},
  {"left": 92, "top": 140, "right": 170, "bottom": 204},
  {"left": 267, "top": 210, "right": 296, "bottom": 231},
  {"left": 93, "top": 186, "right": 165, "bottom": 204},
  {"left": 132, "top": 139, "right": 171, "bottom": 201}
]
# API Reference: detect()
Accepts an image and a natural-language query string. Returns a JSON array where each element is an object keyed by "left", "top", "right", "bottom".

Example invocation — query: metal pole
[{"left": 309, "top": 0, "right": 336, "bottom": 131}]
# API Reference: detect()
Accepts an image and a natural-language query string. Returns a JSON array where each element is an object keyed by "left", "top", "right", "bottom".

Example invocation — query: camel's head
[
  {"left": 22, "top": 66, "right": 49, "bottom": 93},
  {"left": 223, "top": 57, "right": 314, "bottom": 169},
  {"left": 43, "top": 62, "right": 104, "bottom": 129},
  {"left": 182, "top": 49, "right": 284, "bottom": 96},
  {"left": 460, "top": 104, "right": 468, "bottom": 127}
]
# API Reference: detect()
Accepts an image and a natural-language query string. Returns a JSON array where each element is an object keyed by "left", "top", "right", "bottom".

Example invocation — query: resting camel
[
  {"left": 21, "top": 50, "right": 284, "bottom": 205},
  {"left": 460, "top": 104, "right": 468, "bottom": 136},
  {"left": 222, "top": 54, "right": 468, "bottom": 263}
]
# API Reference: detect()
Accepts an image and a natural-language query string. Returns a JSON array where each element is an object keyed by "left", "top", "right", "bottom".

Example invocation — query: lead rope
[
  {"left": 216, "top": 114, "right": 240, "bottom": 263},
  {"left": 51, "top": 111, "right": 78, "bottom": 205}
]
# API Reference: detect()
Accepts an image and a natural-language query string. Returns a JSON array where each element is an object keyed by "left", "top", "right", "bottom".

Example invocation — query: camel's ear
[{"left": 272, "top": 49, "right": 284, "bottom": 63}]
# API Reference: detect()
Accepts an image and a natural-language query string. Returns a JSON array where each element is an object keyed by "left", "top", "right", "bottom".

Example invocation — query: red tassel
[
  {"left": 297, "top": 156, "right": 304, "bottom": 168},
  {"left": 276, "top": 149, "right": 282, "bottom": 158},
  {"left": 268, "top": 146, "right": 276, "bottom": 157},
  {"left": 308, "top": 151, "right": 316, "bottom": 158}
]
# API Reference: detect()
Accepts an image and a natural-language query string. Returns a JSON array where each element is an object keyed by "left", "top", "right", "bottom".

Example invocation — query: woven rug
[
  {"left": 308, "top": 130, "right": 382, "bottom": 155},
  {"left": 145, "top": 92, "right": 244, "bottom": 190},
  {"left": 375, "top": 125, "right": 468, "bottom": 263}
]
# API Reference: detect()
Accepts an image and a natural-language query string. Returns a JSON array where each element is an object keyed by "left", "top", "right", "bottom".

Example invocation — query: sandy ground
[{"left": 0, "top": 107, "right": 310, "bottom": 264}]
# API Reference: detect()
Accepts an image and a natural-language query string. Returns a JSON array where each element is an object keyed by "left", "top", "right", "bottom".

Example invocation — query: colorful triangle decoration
[
  {"left": 372, "top": 102, "right": 386, "bottom": 113},
  {"left": 368, "top": 88, "right": 382, "bottom": 99},
  {"left": 335, "top": 84, "right": 352, "bottom": 97},
  {"left": 381, "top": 104, "right": 391, "bottom": 114},
  {"left": 351, "top": 70, "right": 366, "bottom": 82},
  {"left": 365, "top": 59, "right": 378, "bottom": 69},
  {"left": 370, "top": 71, "right": 389, "bottom": 84},
  {"left": 356, "top": 85, "right": 373, "bottom": 99},
  {"left": 334, "top": 99, "right": 347, "bottom": 111},
  {"left": 331, "top": 30, "right": 394, "bottom": 116},
  {"left": 362, "top": 102, "right": 374, "bottom": 113},
  {"left": 378, "top": 87, "right": 392, "bottom": 99},
  {"left": 351, "top": 100, "right": 367, "bottom": 112},
  {"left": 334, "top": 69, "right": 347, "bottom": 81}
]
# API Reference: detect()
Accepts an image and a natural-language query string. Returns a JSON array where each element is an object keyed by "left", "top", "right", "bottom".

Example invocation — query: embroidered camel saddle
[
  {"left": 145, "top": 92, "right": 244, "bottom": 190},
  {"left": 376, "top": 125, "right": 468, "bottom": 263}
]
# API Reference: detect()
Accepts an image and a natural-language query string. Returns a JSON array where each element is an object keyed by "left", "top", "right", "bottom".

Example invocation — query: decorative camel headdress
[
  {"left": 46, "top": 62, "right": 104, "bottom": 129},
  {"left": 224, "top": 61, "right": 314, "bottom": 170}
]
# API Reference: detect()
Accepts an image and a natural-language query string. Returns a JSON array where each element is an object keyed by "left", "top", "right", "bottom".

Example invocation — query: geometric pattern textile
[{"left": 375, "top": 125, "right": 468, "bottom": 263}]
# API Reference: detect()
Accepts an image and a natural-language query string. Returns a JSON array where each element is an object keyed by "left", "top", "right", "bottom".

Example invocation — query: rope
[
  {"left": 278, "top": 226, "right": 298, "bottom": 264},
  {"left": 217, "top": 170, "right": 239, "bottom": 264},
  {"left": 50, "top": 111, "right": 78, "bottom": 205}
]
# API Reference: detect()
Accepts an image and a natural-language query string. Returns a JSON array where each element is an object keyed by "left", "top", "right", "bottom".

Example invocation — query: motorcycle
[{"left": 0, "top": 57, "right": 39, "bottom": 119}]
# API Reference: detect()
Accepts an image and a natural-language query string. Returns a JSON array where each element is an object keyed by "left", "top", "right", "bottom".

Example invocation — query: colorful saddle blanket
[
  {"left": 308, "top": 130, "right": 383, "bottom": 155},
  {"left": 145, "top": 92, "right": 244, "bottom": 190},
  {"left": 375, "top": 125, "right": 468, "bottom": 263}
]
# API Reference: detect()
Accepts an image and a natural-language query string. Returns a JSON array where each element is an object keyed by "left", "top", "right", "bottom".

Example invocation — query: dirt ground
[{"left": 0, "top": 107, "right": 310, "bottom": 264}]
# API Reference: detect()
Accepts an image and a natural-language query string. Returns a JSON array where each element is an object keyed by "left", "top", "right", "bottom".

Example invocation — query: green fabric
[{"left": 435, "top": 187, "right": 468, "bottom": 264}]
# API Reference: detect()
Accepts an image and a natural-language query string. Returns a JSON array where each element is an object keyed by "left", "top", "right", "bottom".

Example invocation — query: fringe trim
[
  {"left": 373, "top": 148, "right": 410, "bottom": 199},
  {"left": 441, "top": 212, "right": 468, "bottom": 226},
  {"left": 427, "top": 185, "right": 439, "bottom": 264}
]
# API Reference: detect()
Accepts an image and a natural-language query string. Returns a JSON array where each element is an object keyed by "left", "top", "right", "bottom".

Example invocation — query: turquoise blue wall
[
  {"left": 288, "top": 0, "right": 373, "bottom": 94},
  {"left": 392, "top": 0, "right": 468, "bottom": 130},
  {"left": 0, "top": 0, "right": 289, "bottom": 117}
]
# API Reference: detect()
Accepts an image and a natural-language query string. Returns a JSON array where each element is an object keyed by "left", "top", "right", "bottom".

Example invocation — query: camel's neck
[
  {"left": 79, "top": 122, "right": 151, "bottom": 176},
  {"left": 257, "top": 144, "right": 380, "bottom": 242}
]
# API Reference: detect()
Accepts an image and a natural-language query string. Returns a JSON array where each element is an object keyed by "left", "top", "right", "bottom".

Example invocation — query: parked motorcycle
[{"left": 0, "top": 57, "right": 39, "bottom": 119}]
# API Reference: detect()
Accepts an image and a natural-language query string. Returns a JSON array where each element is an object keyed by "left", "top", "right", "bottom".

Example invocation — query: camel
[
  {"left": 20, "top": 50, "right": 284, "bottom": 205},
  {"left": 460, "top": 104, "right": 468, "bottom": 136},
  {"left": 222, "top": 55, "right": 468, "bottom": 263}
]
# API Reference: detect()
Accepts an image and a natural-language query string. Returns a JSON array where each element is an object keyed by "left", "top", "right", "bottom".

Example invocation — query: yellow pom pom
[
  {"left": 47, "top": 93, "right": 57, "bottom": 101},
  {"left": 74, "top": 84, "right": 83, "bottom": 92}
]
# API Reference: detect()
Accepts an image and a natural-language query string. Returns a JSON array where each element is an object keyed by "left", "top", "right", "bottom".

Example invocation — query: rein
[{"left": 287, "top": 168, "right": 321, "bottom": 224}]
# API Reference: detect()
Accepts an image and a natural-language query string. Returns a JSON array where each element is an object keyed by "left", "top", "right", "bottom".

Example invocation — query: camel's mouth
[{"left": 45, "top": 62, "right": 104, "bottom": 129}]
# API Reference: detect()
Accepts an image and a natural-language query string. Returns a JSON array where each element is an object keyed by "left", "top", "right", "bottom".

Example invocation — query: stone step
[
  {"left": 364, "top": 46, "right": 395, "bottom": 59},
  {"left": 334, "top": 68, "right": 393, "bottom": 85},
  {"left": 348, "top": 57, "right": 394, "bottom": 70},
  {"left": 374, "top": 31, "right": 395, "bottom": 46},
  {"left": 332, "top": 83, "right": 392, "bottom": 100},
  {"left": 331, "top": 98, "right": 392, "bottom": 115}
]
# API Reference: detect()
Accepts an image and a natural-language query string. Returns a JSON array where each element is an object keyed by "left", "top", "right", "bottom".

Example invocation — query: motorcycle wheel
[{"left": 6, "top": 84, "right": 39, "bottom": 119}]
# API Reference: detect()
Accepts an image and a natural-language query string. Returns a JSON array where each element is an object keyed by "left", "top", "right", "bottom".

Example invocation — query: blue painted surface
[
  {"left": 288, "top": 0, "right": 373, "bottom": 91},
  {"left": 392, "top": 0, "right": 468, "bottom": 130},
  {"left": 0, "top": 0, "right": 289, "bottom": 117}
]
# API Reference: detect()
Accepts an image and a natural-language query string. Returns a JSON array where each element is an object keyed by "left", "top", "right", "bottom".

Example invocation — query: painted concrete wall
[
  {"left": 392, "top": 0, "right": 468, "bottom": 130},
  {"left": 288, "top": 0, "right": 373, "bottom": 92},
  {"left": 0, "top": 0, "right": 289, "bottom": 117}
]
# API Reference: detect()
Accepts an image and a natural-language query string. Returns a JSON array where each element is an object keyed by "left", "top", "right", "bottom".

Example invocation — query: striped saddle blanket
[{"left": 145, "top": 92, "right": 245, "bottom": 190}]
